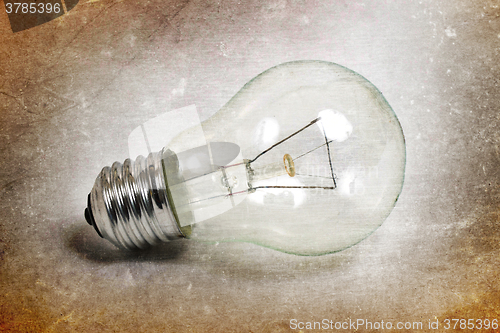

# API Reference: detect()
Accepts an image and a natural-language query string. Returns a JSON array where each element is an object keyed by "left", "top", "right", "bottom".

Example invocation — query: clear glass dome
[{"left": 162, "top": 60, "right": 406, "bottom": 256}]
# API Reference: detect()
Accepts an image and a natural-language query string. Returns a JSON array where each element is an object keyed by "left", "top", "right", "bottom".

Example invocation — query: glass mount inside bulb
[{"left": 164, "top": 112, "right": 345, "bottom": 229}]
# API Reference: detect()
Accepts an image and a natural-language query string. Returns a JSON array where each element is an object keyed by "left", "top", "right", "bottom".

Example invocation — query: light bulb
[{"left": 84, "top": 60, "right": 405, "bottom": 256}]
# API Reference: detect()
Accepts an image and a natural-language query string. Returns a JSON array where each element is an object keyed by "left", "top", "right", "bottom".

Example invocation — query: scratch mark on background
[
  {"left": 51, "top": 1, "right": 121, "bottom": 67},
  {"left": 87, "top": 0, "right": 190, "bottom": 106},
  {"left": 0, "top": 91, "right": 22, "bottom": 107}
]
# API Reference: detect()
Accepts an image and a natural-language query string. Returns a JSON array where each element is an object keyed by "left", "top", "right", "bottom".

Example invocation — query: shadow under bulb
[{"left": 84, "top": 60, "right": 406, "bottom": 256}]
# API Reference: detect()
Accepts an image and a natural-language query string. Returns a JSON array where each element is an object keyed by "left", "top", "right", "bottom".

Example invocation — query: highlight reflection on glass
[{"left": 85, "top": 61, "right": 406, "bottom": 256}]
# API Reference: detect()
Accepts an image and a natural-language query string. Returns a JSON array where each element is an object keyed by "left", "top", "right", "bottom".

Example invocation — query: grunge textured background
[{"left": 1, "top": 0, "right": 499, "bottom": 331}]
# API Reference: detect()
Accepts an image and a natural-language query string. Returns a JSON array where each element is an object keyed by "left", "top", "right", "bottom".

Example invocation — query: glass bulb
[{"left": 85, "top": 60, "right": 405, "bottom": 256}]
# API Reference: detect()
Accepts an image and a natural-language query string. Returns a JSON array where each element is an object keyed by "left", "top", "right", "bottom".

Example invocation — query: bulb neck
[{"left": 85, "top": 148, "right": 184, "bottom": 249}]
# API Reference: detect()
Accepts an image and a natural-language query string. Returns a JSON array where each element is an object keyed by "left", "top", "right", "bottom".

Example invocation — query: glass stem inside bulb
[
  {"left": 168, "top": 157, "right": 293, "bottom": 226},
  {"left": 246, "top": 158, "right": 289, "bottom": 183},
  {"left": 164, "top": 116, "right": 342, "bottom": 229}
]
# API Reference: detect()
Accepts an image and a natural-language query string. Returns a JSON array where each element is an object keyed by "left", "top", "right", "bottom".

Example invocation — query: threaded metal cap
[{"left": 85, "top": 149, "right": 184, "bottom": 249}]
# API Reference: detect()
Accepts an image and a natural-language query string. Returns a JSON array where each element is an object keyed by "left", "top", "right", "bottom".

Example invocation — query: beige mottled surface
[{"left": 1, "top": 0, "right": 499, "bottom": 331}]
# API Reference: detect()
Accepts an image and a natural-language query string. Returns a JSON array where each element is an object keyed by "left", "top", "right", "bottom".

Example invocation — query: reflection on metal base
[{"left": 85, "top": 149, "right": 183, "bottom": 250}]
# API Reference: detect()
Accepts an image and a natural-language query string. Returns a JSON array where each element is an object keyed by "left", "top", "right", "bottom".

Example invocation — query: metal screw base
[{"left": 85, "top": 149, "right": 183, "bottom": 249}]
